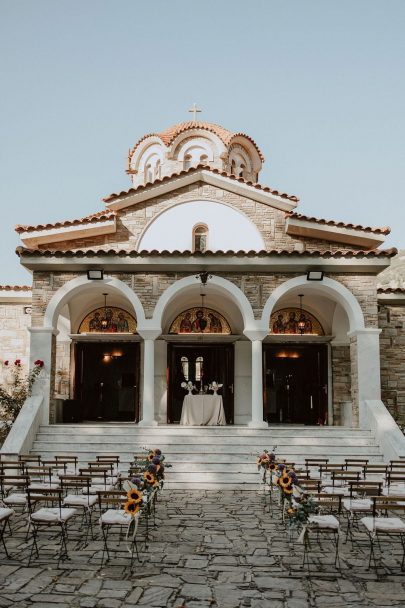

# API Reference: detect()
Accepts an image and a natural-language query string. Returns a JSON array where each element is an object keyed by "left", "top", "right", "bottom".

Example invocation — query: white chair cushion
[
  {"left": 0, "top": 507, "right": 14, "bottom": 520},
  {"left": 361, "top": 516, "right": 405, "bottom": 533},
  {"left": 63, "top": 494, "right": 97, "bottom": 507},
  {"left": 88, "top": 484, "right": 114, "bottom": 493},
  {"left": 99, "top": 509, "right": 132, "bottom": 526},
  {"left": 342, "top": 498, "right": 372, "bottom": 512},
  {"left": 308, "top": 514, "right": 340, "bottom": 529},
  {"left": 382, "top": 484, "right": 405, "bottom": 496},
  {"left": 3, "top": 493, "right": 27, "bottom": 505},
  {"left": 322, "top": 486, "right": 350, "bottom": 496},
  {"left": 29, "top": 482, "right": 60, "bottom": 490},
  {"left": 31, "top": 507, "right": 77, "bottom": 523}
]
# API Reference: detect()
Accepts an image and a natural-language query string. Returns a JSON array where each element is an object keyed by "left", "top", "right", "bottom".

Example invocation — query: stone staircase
[{"left": 30, "top": 424, "right": 384, "bottom": 489}]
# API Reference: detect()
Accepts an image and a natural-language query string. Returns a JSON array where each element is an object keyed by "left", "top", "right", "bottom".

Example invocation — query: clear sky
[{"left": 1, "top": 0, "right": 404, "bottom": 284}]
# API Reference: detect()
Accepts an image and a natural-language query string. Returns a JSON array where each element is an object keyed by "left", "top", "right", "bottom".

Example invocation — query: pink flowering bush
[{"left": 0, "top": 359, "right": 44, "bottom": 442}]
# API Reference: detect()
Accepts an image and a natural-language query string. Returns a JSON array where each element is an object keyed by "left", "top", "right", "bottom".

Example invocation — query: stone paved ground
[{"left": 1, "top": 489, "right": 405, "bottom": 607}]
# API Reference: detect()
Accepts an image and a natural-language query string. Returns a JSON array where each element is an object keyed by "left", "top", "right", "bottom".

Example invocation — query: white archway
[
  {"left": 261, "top": 275, "right": 366, "bottom": 333},
  {"left": 152, "top": 274, "right": 256, "bottom": 332},
  {"left": 44, "top": 275, "right": 146, "bottom": 329}
]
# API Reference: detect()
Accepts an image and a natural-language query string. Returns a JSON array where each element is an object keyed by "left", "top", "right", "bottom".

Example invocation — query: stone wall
[
  {"left": 379, "top": 304, "right": 405, "bottom": 425},
  {"left": 0, "top": 301, "right": 31, "bottom": 384}
]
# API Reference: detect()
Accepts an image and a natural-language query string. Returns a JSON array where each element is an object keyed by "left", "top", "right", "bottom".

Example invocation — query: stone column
[
  {"left": 244, "top": 329, "right": 268, "bottom": 428},
  {"left": 348, "top": 328, "right": 382, "bottom": 427},
  {"left": 28, "top": 327, "right": 58, "bottom": 424},
  {"left": 137, "top": 328, "right": 161, "bottom": 426}
]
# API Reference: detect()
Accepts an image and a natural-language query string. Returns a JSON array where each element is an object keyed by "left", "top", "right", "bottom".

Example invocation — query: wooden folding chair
[
  {"left": 360, "top": 496, "right": 405, "bottom": 571},
  {"left": 342, "top": 481, "right": 382, "bottom": 542},
  {"left": 0, "top": 507, "right": 14, "bottom": 558},
  {"left": 55, "top": 455, "right": 78, "bottom": 474},
  {"left": 363, "top": 464, "right": 388, "bottom": 483},
  {"left": 97, "top": 489, "right": 141, "bottom": 569},
  {"left": 27, "top": 487, "right": 77, "bottom": 566},
  {"left": 18, "top": 454, "right": 41, "bottom": 466},
  {"left": 25, "top": 465, "right": 60, "bottom": 490},
  {"left": 60, "top": 475, "right": 96, "bottom": 546},
  {"left": 302, "top": 493, "right": 341, "bottom": 570},
  {"left": 79, "top": 467, "right": 115, "bottom": 493},
  {"left": 0, "top": 474, "right": 30, "bottom": 511}
]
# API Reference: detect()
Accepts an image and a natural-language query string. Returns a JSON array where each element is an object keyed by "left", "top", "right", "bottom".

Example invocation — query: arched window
[
  {"left": 195, "top": 356, "right": 204, "bottom": 382},
  {"left": 200, "top": 154, "right": 208, "bottom": 165},
  {"left": 231, "top": 159, "right": 236, "bottom": 175},
  {"left": 193, "top": 224, "right": 208, "bottom": 253},
  {"left": 154, "top": 159, "right": 161, "bottom": 179},
  {"left": 184, "top": 154, "right": 192, "bottom": 170},
  {"left": 181, "top": 356, "right": 189, "bottom": 380}
]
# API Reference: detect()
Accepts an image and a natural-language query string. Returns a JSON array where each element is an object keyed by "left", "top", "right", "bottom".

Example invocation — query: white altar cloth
[{"left": 180, "top": 394, "right": 226, "bottom": 426}]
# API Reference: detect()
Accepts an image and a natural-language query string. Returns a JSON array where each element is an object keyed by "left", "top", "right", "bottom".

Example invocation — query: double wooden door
[{"left": 168, "top": 344, "right": 234, "bottom": 424}]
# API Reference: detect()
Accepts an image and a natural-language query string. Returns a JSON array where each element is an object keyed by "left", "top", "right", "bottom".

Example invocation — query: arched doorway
[
  {"left": 261, "top": 276, "right": 365, "bottom": 426},
  {"left": 44, "top": 276, "right": 144, "bottom": 423},
  {"left": 152, "top": 275, "right": 254, "bottom": 425}
]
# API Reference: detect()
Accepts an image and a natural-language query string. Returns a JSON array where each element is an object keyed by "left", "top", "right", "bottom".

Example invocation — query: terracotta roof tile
[
  {"left": 0, "top": 285, "right": 31, "bottom": 291},
  {"left": 16, "top": 210, "right": 116, "bottom": 235},
  {"left": 377, "top": 287, "right": 405, "bottom": 294},
  {"left": 16, "top": 246, "right": 398, "bottom": 259},
  {"left": 104, "top": 164, "right": 299, "bottom": 203},
  {"left": 129, "top": 121, "right": 264, "bottom": 161},
  {"left": 287, "top": 212, "right": 390, "bottom": 236}
]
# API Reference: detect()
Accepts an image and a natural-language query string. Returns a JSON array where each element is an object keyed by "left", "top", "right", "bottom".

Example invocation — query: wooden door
[{"left": 168, "top": 343, "right": 234, "bottom": 424}]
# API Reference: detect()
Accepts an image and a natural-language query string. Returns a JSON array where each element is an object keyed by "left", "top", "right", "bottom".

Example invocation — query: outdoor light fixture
[
  {"left": 307, "top": 270, "right": 324, "bottom": 281},
  {"left": 87, "top": 269, "right": 104, "bottom": 280},
  {"left": 196, "top": 271, "right": 212, "bottom": 285}
]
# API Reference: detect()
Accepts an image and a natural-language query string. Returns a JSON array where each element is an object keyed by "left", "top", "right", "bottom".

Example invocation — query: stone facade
[
  {"left": 0, "top": 300, "right": 31, "bottom": 384},
  {"left": 379, "top": 304, "right": 405, "bottom": 425},
  {"left": 39, "top": 183, "right": 365, "bottom": 254},
  {"left": 331, "top": 344, "right": 351, "bottom": 425}
]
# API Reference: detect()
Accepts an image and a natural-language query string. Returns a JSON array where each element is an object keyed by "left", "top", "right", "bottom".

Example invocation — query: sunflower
[
  {"left": 127, "top": 488, "right": 143, "bottom": 504},
  {"left": 268, "top": 463, "right": 277, "bottom": 471},
  {"left": 144, "top": 471, "right": 156, "bottom": 484},
  {"left": 279, "top": 475, "right": 291, "bottom": 488},
  {"left": 283, "top": 484, "right": 294, "bottom": 494},
  {"left": 287, "top": 507, "right": 297, "bottom": 514},
  {"left": 147, "top": 452, "right": 155, "bottom": 462},
  {"left": 124, "top": 500, "right": 141, "bottom": 516}
]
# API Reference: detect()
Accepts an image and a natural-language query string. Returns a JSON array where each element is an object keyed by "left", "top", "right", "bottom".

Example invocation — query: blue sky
[{"left": 1, "top": 0, "right": 404, "bottom": 283}]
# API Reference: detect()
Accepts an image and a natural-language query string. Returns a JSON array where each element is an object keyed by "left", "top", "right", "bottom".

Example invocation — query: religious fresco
[
  {"left": 270, "top": 308, "right": 324, "bottom": 336},
  {"left": 169, "top": 307, "right": 231, "bottom": 334},
  {"left": 78, "top": 307, "right": 137, "bottom": 334}
]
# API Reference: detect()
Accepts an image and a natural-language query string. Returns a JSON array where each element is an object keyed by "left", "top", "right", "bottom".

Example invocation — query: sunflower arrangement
[
  {"left": 274, "top": 464, "right": 300, "bottom": 507},
  {"left": 286, "top": 492, "right": 318, "bottom": 530},
  {"left": 256, "top": 447, "right": 278, "bottom": 484},
  {"left": 124, "top": 487, "right": 144, "bottom": 517}
]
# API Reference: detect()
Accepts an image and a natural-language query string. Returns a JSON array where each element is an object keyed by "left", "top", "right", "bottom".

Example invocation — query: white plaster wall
[
  {"left": 138, "top": 200, "right": 265, "bottom": 252},
  {"left": 331, "top": 303, "right": 350, "bottom": 341},
  {"left": 155, "top": 340, "right": 167, "bottom": 424},
  {"left": 234, "top": 341, "right": 251, "bottom": 424}
]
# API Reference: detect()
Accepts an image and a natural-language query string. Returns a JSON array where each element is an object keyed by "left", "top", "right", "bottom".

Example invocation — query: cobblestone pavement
[{"left": 1, "top": 489, "right": 405, "bottom": 607}]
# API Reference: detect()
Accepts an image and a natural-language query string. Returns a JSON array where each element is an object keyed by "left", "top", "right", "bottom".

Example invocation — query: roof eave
[
  {"left": 17, "top": 251, "right": 393, "bottom": 275},
  {"left": 286, "top": 218, "right": 385, "bottom": 248},
  {"left": 19, "top": 219, "right": 117, "bottom": 248}
]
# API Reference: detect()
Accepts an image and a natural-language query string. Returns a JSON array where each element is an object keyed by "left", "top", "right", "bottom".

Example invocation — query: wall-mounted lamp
[
  {"left": 87, "top": 269, "right": 104, "bottom": 280},
  {"left": 307, "top": 270, "right": 324, "bottom": 281}
]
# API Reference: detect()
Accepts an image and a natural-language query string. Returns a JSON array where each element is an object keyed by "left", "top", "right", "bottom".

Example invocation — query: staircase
[{"left": 30, "top": 424, "right": 384, "bottom": 490}]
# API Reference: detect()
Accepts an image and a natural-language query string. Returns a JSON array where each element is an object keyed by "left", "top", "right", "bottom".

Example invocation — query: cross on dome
[{"left": 188, "top": 103, "right": 202, "bottom": 121}]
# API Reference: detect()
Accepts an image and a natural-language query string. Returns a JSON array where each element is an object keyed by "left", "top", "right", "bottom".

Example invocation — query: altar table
[{"left": 180, "top": 394, "right": 226, "bottom": 426}]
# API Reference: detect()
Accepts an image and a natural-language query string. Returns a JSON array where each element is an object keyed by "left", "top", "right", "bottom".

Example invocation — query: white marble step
[{"left": 29, "top": 423, "right": 383, "bottom": 489}]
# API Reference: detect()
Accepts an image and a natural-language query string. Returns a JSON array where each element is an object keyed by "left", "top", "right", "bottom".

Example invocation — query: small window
[
  {"left": 193, "top": 224, "right": 208, "bottom": 253},
  {"left": 181, "top": 356, "right": 189, "bottom": 380},
  {"left": 195, "top": 356, "right": 204, "bottom": 381},
  {"left": 184, "top": 154, "right": 192, "bottom": 170},
  {"left": 200, "top": 154, "right": 208, "bottom": 166}
]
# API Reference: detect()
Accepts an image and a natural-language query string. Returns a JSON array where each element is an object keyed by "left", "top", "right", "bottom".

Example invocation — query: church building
[{"left": 1, "top": 118, "right": 405, "bottom": 460}]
